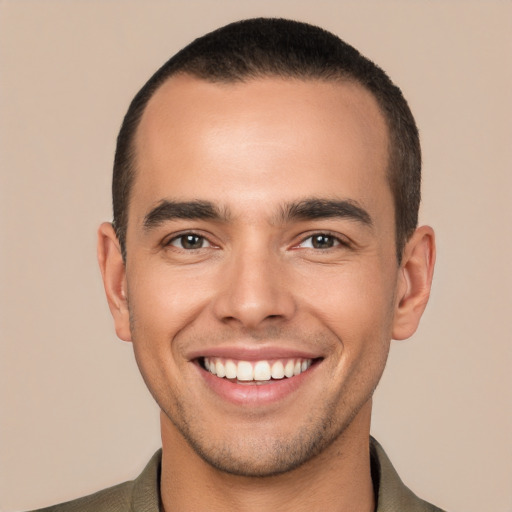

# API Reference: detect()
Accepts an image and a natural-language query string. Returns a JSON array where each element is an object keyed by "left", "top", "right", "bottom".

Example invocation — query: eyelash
[
  {"left": 164, "top": 231, "right": 350, "bottom": 251},
  {"left": 295, "top": 232, "right": 350, "bottom": 250},
  {"left": 165, "top": 232, "right": 214, "bottom": 250}
]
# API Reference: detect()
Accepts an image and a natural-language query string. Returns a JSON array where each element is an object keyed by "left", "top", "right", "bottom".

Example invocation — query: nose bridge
[{"left": 212, "top": 234, "right": 295, "bottom": 328}]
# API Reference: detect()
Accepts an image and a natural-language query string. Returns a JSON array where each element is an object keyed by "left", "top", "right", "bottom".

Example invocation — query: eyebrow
[
  {"left": 143, "top": 200, "right": 228, "bottom": 230},
  {"left": 277, "top": 198, "right": 373, "bottom": 227},
  {"left": 142, "top": 197, "right": 372, "bottom": 231}
]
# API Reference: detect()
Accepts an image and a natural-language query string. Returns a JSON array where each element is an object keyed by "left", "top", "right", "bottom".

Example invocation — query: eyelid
[
  {"left": 163, "top": 230, "right": 218, "bottom": 249},
  {"left": 294, "top": 231, "right": 351, "bottom": 249},
  {"left": 170, "top": 235, "right": 211, "bottom": 249}
]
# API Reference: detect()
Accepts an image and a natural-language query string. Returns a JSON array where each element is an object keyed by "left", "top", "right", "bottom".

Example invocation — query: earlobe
[
  {"left": 97, "top": 222, "right": 132, "bottom": 342},
  {"left": 392, "top": 226, "right": 436, "bottom": 340}
]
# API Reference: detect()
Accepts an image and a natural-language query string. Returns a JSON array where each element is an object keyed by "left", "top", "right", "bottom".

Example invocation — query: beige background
[{"left": 1, "top": 1, "right": 511, "bottom": 511}]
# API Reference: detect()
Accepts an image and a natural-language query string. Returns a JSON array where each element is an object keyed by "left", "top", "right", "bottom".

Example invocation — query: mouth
[
  {"left": 199, "top": 356, "right": 319, "bottom": 384},
  {"left": 191, "top": 347, "right": 324, "bottom": 405}
]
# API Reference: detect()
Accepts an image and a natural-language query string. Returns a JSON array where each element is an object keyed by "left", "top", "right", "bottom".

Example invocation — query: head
[
  {"left": 98, "top": 18, "right": 434, "bottom": 479},
  {"left": 112, "top": 17, "right": 421, "bottom": 263}
]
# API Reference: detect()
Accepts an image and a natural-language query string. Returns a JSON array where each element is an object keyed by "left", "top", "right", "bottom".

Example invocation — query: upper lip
[{"left": 186, "top": 345, "right": 324, "bottom": 362}]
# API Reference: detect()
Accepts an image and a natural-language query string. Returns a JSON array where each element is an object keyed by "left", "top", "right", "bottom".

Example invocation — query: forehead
[{"left": 132, "top": 75, "right": 390, "bottom": 221}]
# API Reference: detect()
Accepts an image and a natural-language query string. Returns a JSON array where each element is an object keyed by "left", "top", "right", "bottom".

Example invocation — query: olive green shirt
[{"left": 31, "top": 438, "right": 445, "bottom": 511}]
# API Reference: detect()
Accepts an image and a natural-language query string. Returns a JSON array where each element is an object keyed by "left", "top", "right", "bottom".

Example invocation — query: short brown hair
[{"left": 113, "top": 18, "right": 421, "bottom": 262}]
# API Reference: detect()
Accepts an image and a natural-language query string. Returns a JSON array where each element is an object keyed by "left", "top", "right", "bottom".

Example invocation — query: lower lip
[{"left": 198, "top": 362, "right": 319, "bottom": 406}]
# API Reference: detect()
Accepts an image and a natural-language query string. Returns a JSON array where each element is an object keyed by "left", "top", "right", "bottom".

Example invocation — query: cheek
[
  {"left": 127, "top": 262, "right": 213, "bottom": 337},
  {"left": 125, "top": 268, "right": 198, "bottom": 409},
  {"left": 299, "top": 261, "right": 397, "bottom": 346}
]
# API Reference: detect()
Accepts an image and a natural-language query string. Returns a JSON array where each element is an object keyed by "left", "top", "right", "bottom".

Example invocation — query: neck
[{"left": 159, "top": 403, "right": 375, "bottom": 512}]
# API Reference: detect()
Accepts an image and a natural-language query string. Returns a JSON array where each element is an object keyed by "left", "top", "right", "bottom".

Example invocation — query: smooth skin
[{"left": 98, "top": 76, "right": 435, "bottom": 512}]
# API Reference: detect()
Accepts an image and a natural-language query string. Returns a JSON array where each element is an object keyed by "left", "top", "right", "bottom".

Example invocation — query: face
[{"left": 105, "top": 76, "right": 415, "bottom": 477}]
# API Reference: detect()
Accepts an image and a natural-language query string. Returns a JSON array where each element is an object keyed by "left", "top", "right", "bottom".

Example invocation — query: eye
[
  {"left": 168, "top": 233, "right": 211, "bottom": 250},
  {"left": 299, "top": 233, "right": 343, "bottom": 249}
]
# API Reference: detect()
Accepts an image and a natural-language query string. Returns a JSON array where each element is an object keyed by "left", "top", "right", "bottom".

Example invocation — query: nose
[{"left": 211, "top": 243, "right": 296, "bottom": 329}]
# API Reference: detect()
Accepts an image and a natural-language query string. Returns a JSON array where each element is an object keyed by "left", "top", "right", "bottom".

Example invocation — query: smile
[
  {"left": 196, "top": 353, "right": 323, "bottom": 405},
  {"left": 203, "top": 357, "right": 313, "bottom": 382}
]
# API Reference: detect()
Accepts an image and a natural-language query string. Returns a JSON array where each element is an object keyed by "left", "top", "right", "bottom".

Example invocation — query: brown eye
[
  {"left": 311, "top": 234, "right": 335, "bottom": 249},
  {"left": 169, "top": 234, "right": 210, "bottom": 250},
  {"left": 298, "top": 234, "right": 343, "bottom": 249}
]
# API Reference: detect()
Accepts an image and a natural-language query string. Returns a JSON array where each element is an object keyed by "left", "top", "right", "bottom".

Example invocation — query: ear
[
  {"left": 97, "top": 222, "right": 132, "bottom": 342},
  {"left": 392, "top": 225, "right": 436, "bottom": 340}
]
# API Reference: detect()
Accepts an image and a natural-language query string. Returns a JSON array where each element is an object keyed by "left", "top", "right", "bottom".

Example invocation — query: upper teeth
[{"left": 203, "top": 357, "right": 312, "bottom": 381}]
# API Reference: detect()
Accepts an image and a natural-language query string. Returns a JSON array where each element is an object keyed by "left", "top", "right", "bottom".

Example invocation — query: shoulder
[
  {"left": 371, "top": 437, "right": 446, "bottom": 512},
  {"left": 30, "top": 481, "right": 134, "bottom": 512},
  {"left": 28, "top": 450, "right": 162, "bottom": 512}
]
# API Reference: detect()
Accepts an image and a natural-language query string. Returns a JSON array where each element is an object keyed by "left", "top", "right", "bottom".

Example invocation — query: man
[{"left": 33, "top": 17, "right": 441, "bottom": 512}]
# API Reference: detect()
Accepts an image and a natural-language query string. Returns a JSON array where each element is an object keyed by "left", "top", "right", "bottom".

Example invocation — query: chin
[{"left": 173, "top": 408, "right": 353, "bottom": 478}]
